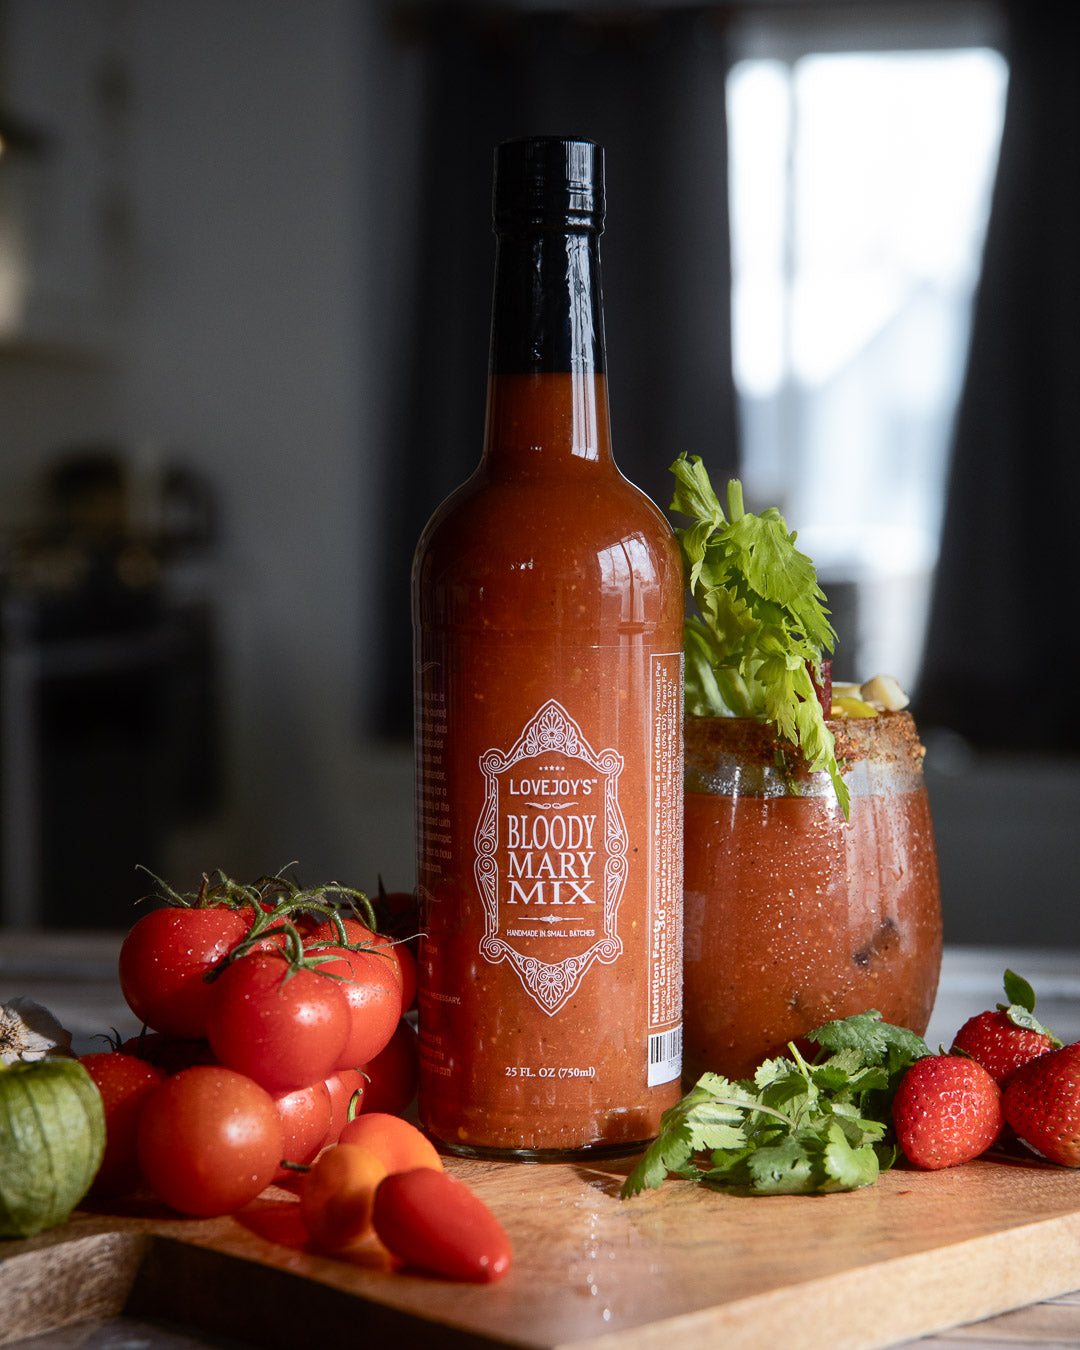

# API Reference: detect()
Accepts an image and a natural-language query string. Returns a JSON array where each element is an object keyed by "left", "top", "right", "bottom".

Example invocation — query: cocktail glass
[{"left": 682, "top": 711, "right": 942, "bottom": 1082}]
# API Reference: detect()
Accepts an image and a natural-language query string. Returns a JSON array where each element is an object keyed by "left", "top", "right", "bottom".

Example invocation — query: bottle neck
[
  {"left": 483, "top": 228, "right": 612, "bottom": 469},
  {"left": 489, "top": 230, "right": 606, "bottom": 376}
]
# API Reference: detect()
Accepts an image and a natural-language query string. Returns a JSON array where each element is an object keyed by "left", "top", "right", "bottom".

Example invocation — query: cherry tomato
[
  {"left": 80, "top": 1051, "right": 165, "bottom": 1196},
  {"left": 359, "top": 1018, "right": 418, "bottom": 1116},
  {"left": 324, "top": 1068, "right": 365, "bottom": 1142},
  {"left": 373, "top": 1168, "right": 512, "bottom": 1282},
  {"left": 136, "top": 1066, "right": 283, "bottom": 1217},
  {"left": 306, "top": 944, "right": 402, "bottom": 1070},
  {"left": 299, "top": 1143, "right": 388, "bottom": 1251},
  {"left": 338, "top": 1111, "right": 441, "bottom": 1173},
  {"left": 273, "top": 1080, "right": 333, "bottom": 1179},
  {"left": 118, "top": 905, "right": 252, "bottom": 1038},
  {"left": 205, "top": 950, "right": 350, "bottom": 1093}
]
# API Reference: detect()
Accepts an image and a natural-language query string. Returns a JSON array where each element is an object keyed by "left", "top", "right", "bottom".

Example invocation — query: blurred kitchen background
[{"left": 0, "top": 0, "right": 1075, "bottom": 944}]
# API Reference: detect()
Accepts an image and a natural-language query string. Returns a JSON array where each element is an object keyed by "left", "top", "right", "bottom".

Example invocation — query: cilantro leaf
[
  {"left": 619, "top": 1074, "right": 753, "bottom": 1198},
  {"left": 669, "top": 455, "right": 849, "bottom": 817},
  {"left": 820, "top": 1119, "right": 882, "bottom": 1192},
  {"left": 806, "top": 1009, "right": 930, "bottom": 1064},
  {"left": 740, "top": 1134, "right": 818, "bottom": 1194},
  {"left": 621, "top": 1011, "right": 930, "bottom": 1200}
]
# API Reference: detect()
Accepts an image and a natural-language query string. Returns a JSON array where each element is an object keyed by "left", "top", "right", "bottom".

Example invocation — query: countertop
[{"left": 1, "top": 935, "right": 1078, "bottom": 1350}]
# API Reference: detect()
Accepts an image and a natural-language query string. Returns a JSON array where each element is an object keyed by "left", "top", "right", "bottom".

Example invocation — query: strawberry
[
  {"left": 1002, "top": 1042, "right": 1080, "bottom": 1167},
  {"left": 950, "top": 968, "right": 1060, "bottom": 1086},
  {"left": 951, "top": 1010, "right": 1055, "bottom": 1085},
  {"left": 892, "top": 1055, "right": 1003, "bottom": 1169}
]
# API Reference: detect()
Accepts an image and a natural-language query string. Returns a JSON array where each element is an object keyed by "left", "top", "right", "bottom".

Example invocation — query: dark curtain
[
  {"left": 917, "top": 0, "right": 1080, "bottom": 750},
  {"left": 372, "top": 6, "right": 739, "bottom": 737}
]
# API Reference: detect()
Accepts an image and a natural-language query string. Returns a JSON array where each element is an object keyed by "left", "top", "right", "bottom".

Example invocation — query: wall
[
  {"left": 1, "top": 1, "right": 1073, "bottom": 946},
  {"left": 1, "top": 0, "right": 421, "bottom": 920}
]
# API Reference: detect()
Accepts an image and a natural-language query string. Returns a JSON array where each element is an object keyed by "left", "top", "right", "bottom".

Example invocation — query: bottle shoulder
[
  {"left": 413, "top": 466, "right": 684, "bottom": 635},
  {"left": 415, "top": 464, "right": 681, "bottom": 573}
]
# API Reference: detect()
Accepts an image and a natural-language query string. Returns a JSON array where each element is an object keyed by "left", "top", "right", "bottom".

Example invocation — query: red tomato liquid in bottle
[{"left": 412, "top": 137, "right": 684, "bottom": 1159}]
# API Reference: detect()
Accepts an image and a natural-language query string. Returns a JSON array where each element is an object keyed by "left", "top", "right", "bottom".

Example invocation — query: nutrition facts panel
[{"left": 648, "top": 652, "right": 683, "bottom": 1085}]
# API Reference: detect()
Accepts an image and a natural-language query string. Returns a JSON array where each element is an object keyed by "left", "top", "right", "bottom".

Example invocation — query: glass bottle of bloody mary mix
[{"left": 412, "top": 136, "right": 684, "bottom": 1159}]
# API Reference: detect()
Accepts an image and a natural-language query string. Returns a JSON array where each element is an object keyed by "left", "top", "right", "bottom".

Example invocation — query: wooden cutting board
[{"left": 3, "top": 1153, "right": 1080, "bottom": 1350}]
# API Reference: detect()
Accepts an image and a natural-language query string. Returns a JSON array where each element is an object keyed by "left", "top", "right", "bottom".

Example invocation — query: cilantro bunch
[
  {"left": 670, "top": 453, "right": 848, "bottom": 816},
  {"left": 622, "top": 1012, "right": 929, "bottom": 1198}
]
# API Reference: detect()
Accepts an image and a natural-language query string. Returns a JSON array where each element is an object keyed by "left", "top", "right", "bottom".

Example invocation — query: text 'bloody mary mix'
[{"left": 412, "top": 137, "right": 684, "bottom": 1158}]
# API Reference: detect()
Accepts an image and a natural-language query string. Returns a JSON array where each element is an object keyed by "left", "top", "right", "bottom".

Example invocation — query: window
[{"left": 727, "top": 41, "right": 1009, "bottom": 690}]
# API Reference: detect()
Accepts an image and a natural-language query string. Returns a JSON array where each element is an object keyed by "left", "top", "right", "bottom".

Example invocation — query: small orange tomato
[
  {"left": 299, "top": 1143, "right": 388, "bottom": 1251},
  {"left": 338, "top": 1111, "right": 441, "bottom": 1174}
]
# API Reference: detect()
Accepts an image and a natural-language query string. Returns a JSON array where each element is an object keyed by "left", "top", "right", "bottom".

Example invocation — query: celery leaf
[{"left": 670, "top": 453, "right": 849, "bottom": 816}]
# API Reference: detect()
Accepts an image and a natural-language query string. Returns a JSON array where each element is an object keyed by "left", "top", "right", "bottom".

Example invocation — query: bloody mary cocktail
[{"left": 682, "top": 710, "right": 941, "bottom": 1083}]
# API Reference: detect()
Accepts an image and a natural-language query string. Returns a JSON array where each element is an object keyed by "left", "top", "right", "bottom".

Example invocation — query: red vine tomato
[
  {"left": 307, "top": 917, "right": 409, "bottom": 1002},
  {"left": 390, "top": 941, "right": 417, "bottom": 1012},
  {"left": 118, "top": 905, "right": 252, "bottom": 1038},
  {"left": 205, "top": 950, "right": 350, "bottom": 1093},
  {"left": 80, "top": 1051, "right": 166, "bottom": 1196},
  {"left": 304, "top": 943, "right": 402, "bottom": 1070},
  {"left": 324, "top": 1068, "right": 365, "bottom": 1142},
  {"left": 136, "top": 1065, "right": 283, "bottom": 1217},
  {"left": 359, "top": 1018, "right": 418, "bottom": 1116},
  {"left": 272, "top": 1079, "right": 333, "bottom": 1179}
]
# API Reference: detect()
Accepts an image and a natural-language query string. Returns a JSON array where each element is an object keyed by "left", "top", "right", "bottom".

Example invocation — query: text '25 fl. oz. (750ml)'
[{"left": 411, "top": 136, "right": 684, "bottom": 1159}]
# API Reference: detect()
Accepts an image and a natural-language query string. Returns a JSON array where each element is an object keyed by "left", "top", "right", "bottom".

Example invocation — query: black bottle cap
[{"left": 493, "top": 136, "right": 605, "bottom": 233}]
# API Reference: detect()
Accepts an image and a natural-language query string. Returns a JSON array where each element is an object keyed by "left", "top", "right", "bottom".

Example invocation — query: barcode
[{"left": 647, "top": 1025, "right": 682, "bottom": 1086}]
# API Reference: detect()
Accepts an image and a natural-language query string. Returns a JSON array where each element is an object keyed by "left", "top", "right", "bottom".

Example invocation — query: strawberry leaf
[
  {"left": 1001, "top": 969, "right": 1037, "bottom": 1013},
  {"left": 1002, "top": 1003, "right": 1062, "bottom": 1046},
  {"left": 998, "top": 969, "right": 1062, "bottom": 1047}
]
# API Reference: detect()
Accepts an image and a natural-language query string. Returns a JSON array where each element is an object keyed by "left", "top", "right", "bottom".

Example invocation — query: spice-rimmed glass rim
[{"left": 684, "top": 710, "right": 928, "bottom": 800}]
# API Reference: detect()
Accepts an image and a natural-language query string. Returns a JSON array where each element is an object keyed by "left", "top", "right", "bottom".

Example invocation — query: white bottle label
[{"left": 474, "top": 699, "right": 626, "bottom": 1015}]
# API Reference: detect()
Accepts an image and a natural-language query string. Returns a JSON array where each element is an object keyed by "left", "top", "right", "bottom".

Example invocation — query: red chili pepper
[{"left": 372, "top": 1167, "right": 512, "bottom": 1282}]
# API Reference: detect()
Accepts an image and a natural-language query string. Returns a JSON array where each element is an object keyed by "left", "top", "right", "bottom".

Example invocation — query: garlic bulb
[{"left": 0, "top": 997, "right": 74, "bottom": 1064}]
